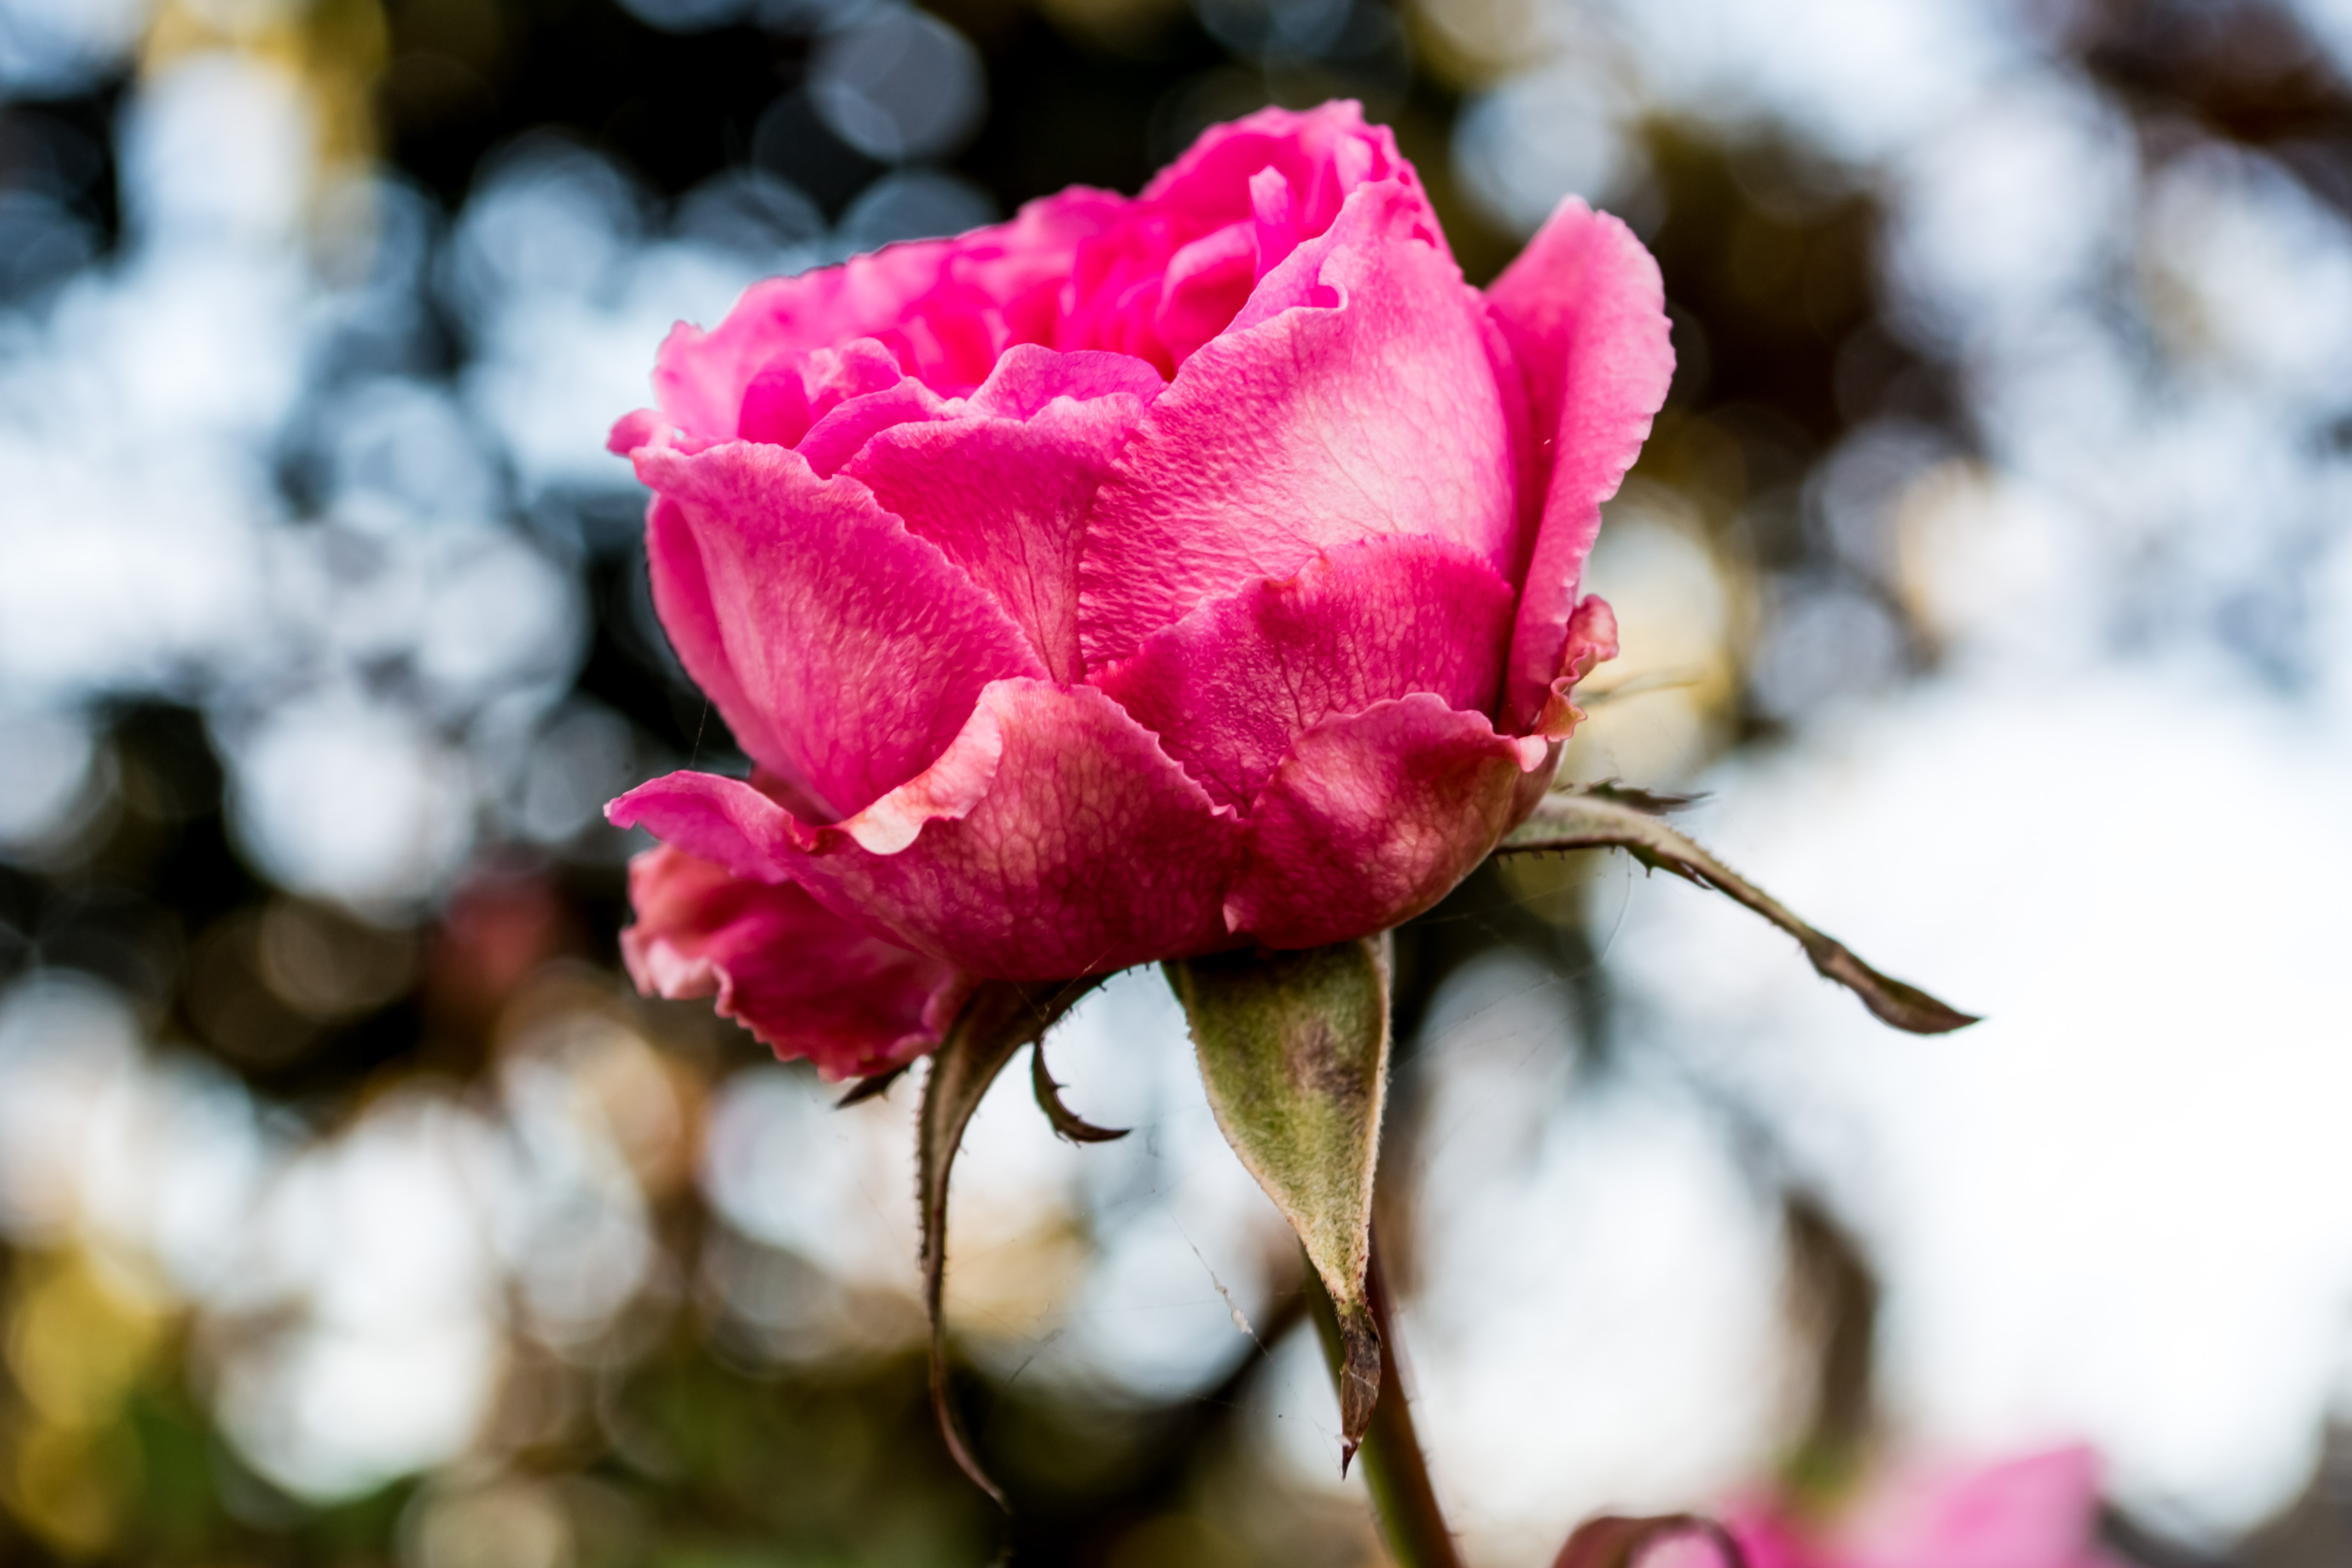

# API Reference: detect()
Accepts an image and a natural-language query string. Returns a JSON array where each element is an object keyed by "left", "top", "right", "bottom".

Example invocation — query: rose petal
[
  {"left": 614, "top": 679, "right": 1245, "bottom": 979},
  {"left": 1152, "top": 221, "right": 1259, "bottom": 366},
  {"left": 1485, "top": 197, "right": 1673, "bottom": 731},
  {"left": 843, "top": 344, "right": 1163, "bottom": 682},
  {"left": 637, "top": 438, "right": 1043, "bottom": 821},
  {"left": 1092, "top": 534, "right": 1516, "bottom": 809},
  {"left": 1531, "top": 593, "right": 1620, "bottom": 740},
  {"left": 1222, "top": 693, "right": 1548, "bottom": 949},
  {"left": 606, "top": 769, "right": 815, "bottom": 883},
  {"left": 1053, "top": 102, "right": 1435, "bottom": 378},
  {"left": 1078, "top": 179, "right": 1517, "bottom": 668},
  {"left": 737, "top": 337, "right": 907, "bottom": 448},
  {"left": 640, "top": 496, "right": 804, "bottom": 813},
  {"left": 621, "top": 844, "right": 970, "bottom": 1079},
  {"left": 1140, "top": 100, "right": 1434, "bottom": 259},
  {"left": 965, "top": 343, "right": 1167, "bottom": 418},
  {"left": 650, "top": 186, "right": 1129, "bottom": 439},
  {"left": 794, "top": 377, "right": 951, "bottom": 477}
]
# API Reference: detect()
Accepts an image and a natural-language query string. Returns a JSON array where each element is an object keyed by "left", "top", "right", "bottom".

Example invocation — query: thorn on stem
[{"left": 1030, "top": 1040, "right": 1130, "bottom": 1142}]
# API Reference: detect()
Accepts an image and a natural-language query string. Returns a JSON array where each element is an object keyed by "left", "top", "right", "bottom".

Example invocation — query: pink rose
[
  {"left": 605, "top": 100, "right": 1671, "bottom": 1078},
  {"left": 1727, "top": 1448, "right": 2130, "bottom": 1568}
]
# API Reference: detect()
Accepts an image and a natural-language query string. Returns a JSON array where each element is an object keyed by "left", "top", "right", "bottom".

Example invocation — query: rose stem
[{"left": 1305, "top": 1230, "right": 1465, "bottom": 1568}]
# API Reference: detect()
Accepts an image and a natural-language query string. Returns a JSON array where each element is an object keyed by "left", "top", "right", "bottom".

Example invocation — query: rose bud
[{"left": 606, "top": 100, "right": 1672, "bottom": 1078}]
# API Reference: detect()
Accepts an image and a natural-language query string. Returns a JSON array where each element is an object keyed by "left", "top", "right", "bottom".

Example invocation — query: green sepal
[{"left": 1165, "top": 935, "right": 1392, "bottom": 1463}]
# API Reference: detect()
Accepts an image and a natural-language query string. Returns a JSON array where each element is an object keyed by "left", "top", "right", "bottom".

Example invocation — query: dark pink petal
[
  {"left": 1139, "top": 100, "right": 1434, "bottom": 259},
  {"left": 737, "top": 337, "right": 907, "bottom": 447},
  {"left": 965, "top": 343, "right": 1167, "bottom": 417},
  {"left": 1151, "top": 221, "right": 1258, "bottom": 367},
  {"left": 1091, "top": 535, "right": 1516, "bottom": 809},
  {"left": 650, "top": 187, "right": 1129, "bottom": 438},
  {"left": 736, "top": 358, "right": 815, "bottom": 447},
  {"left": 607, "top": 769, "right": 815, "bottom": 882},
  {"left": 1057, "top": 101, "right": 1442, "bottom": 377},
  {"left": 1719, "top": 1509, "right": 1806, "bottom": 1568},
  {"left": 604, "top": 713, "right": 1003, "bottom": 879},
  {"left": 1223, "top": 693, "right": 1548, "bottom": 949},
  {"left": 621, "top": 844, "right": 970, "bottom": 1079},
  {"left": 1078, "top": 180, "right": 1518, "bottom": 668},
  {"left": 610, "top": 679, "right": 1244, "bottom": 979},
  {"left": 636, "top": 438, "right": 1043, "bottom": 821},
  {"left": 798, "top": 679, "right": 1246, "bottom": 975},
  {"left": 642, "top": 496, "right": 804, "bottom": 812},
  {"left": 843, "top": 346, "right": 1162, "bottom": 683},
  {"left": 793, "top": 377, "right": 951, "bottom": 476},
  {"left": 1484, "top": 197, "right": 1673, "bottom": 732}
]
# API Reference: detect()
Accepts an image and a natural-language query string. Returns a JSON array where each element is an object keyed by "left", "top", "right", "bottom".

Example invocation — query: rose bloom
[
  {"left": 606, "top": 101, "right": 1671, "bottom": 1078},
  {"left": 1722, "top": 1448, "right": 2130, "bottom": 1568}
]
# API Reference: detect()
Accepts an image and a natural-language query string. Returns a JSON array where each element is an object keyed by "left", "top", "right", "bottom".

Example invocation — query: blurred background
[{"left": 2, "top": 0, "right": 2352, "bottom": 1562}]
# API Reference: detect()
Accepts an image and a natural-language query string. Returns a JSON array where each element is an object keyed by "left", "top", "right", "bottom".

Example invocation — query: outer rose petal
[
  {"left": 611, "top": 679, "right": 1246, "bottom": 980},
  {"left": 621, "top": 845, "right": 970, "bottom": 1079},
  {"left": 638, "top": 437, "right": 1043, "bottom": 822},
  {"left": 1091, "top": 535, "right": 1516, "bottom": 810},
  {"left": 1485, "top": 197, "right": 1673, "bottom": 731},
  {"left": 1079, "top": 180, "right": 1518, "bottom": 667},
  {"left": 843, "top": 344, "right": 1165, "bottom": 682},
  {"left": 1223, "top": 693, "right": 1548, "bottom": 949},
  {"left": 653, "top": 187, "right": 1128, "bottom": 437}
]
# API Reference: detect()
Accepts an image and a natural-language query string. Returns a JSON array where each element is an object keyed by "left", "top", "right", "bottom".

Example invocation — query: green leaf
[
  {"left": 1551, "top": 1514, "right": 1746, "bottom": 1568},
  {"left": 915, "top": 977, "right": 1099, "bottom": 1508},
  {"left": 1498, "top": 788, "right": 1979, "bottom": 1036},
  {"left": 1030, "top": 1040, "right": 1129, "bottom": 1143},
  {"left": 1165, "top": 936, "right": 1392, "bottom": 1463}
]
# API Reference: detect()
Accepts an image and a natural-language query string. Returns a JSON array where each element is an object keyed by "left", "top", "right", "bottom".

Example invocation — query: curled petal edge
[
  {"left": 1531, "top": 594, "right": 1620, "bottom": 742},
  {"left": 1487, "top": 198, "right": 1673, "bottom": 732},
  {"left": 1223, "top": 692, "right": 1550, "bottom": 950},
  {"left": 612, "top": 678, "right": 1248, "bottom": 979},
  {"left": 605, "top": 696, "right": 1006, "bottom": 878},
  {"left": 618, "top": 846, "right": 974, "bottom": 1080}
]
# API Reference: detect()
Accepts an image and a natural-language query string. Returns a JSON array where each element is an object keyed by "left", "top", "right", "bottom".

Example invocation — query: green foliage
[{"left": 1166, "top": 939, "right": 1392, "bottom": 1462}]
